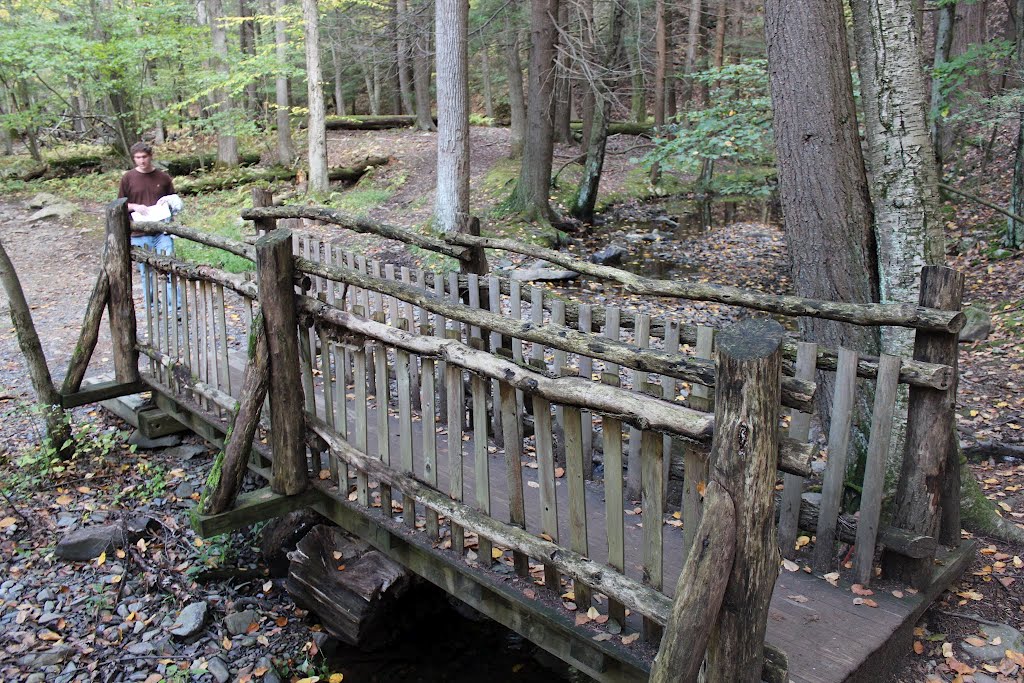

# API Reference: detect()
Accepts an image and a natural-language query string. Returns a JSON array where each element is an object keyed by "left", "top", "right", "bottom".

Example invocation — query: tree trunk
[
  {"left": 713, "top": 0, "right": 727, "bottom": 69},
  {"left": 628, "top": 40, "right": 647, "bottom": 122},
  {"left": 681, "top": 0, "right": 702, "bottom": 107},
  {"left": 552, "top": 0, "right": 572, "bottom": 144},
  {"left": 505, "top": 18, "right": 527, "bottom": 156},
  {"left": 578, "top": 0, "right": 596, "bottom": 149},
  {"left": 850, "top": 0, "right": 947, "bottom": 489},
  {"left": 764, "top": 0, "right": 881, "bottom": 430},
  {"left": 649, "top": 0, "right": 667, "bottom": 184},
  {"left": 508, "top": 0, "right": 560, "bottom": 222},
  {"left": 396, "top": 0, "right": 415, "bottom": 114},
  {"left": 208, "top": 0, "right": 239, "bottom": 166},
  {"left": 1008, "top": 0, "right": 1024, "bottom": 248},
  {"left": 929, "top": 2, "right": 955, "bottom": 169},
  {"left": 412, "top": 0, "right": 436, "bottom": 130},
  {"left": 481, "top": 47, "right": 494, "bottom": 119},
  {"left": 275, "top": 0, "right": 296, "bottom": 163},
  {"left": 330, "top": 37, "right": 348, "bottom": 115},
  {"left": 434, "top": 0, "right": 470, "bottom": 234},
  {"left": 304, "top": 0, "right": 330, "bottom": 193},
  {"left": 240, "top": 0, "right": 260, "bottom": 113},
  {"left": 0, "top": 238, "right": 73, "bottom": 459},
  {"left": 571, "top": 0, "right": 625, "bottom": 222}
]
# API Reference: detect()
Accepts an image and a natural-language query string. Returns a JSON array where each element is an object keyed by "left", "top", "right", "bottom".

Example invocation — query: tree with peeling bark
[
  {"left": 303, "top": 0, "right": 329, "bottom": 193},
  {"left": 275, "top": 0, "right": 297, "bottom": 163},
  {"left": 434, "top": 0, "right": 470, "bottom": 234}
]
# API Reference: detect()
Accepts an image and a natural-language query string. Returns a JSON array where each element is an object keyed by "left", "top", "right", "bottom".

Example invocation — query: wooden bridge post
[
  {"left": 255, "top": 229, "right": 308, "bottom": 495},
  {"left": 884, "top": 265, "right": 964, "bottom": 586},
  {"left": 704, "top": 317, "right": 784, "bottom": 683},
  {"left": 251, "top": 188, "right": 275, "bottom": 236},
  {"left": 104, "top": 198, "right": 140, "bottom": 384}
]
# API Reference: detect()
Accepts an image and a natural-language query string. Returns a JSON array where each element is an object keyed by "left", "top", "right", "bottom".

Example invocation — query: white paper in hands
[{"left": 131, "top": 203, "right": 172, "bottom": 223}]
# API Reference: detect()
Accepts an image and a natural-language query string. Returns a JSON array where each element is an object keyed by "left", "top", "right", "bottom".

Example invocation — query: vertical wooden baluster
[
  {"left": 144, "top": 256, "right": 156, "bottom": 378},
  {"left": 487, "top": 275, "right": 505, "bottom": 446},
  {"left": 179, "top": 273, "right": 191, "bottom": 378},
  {"left": 352, "top": 310, "right": 369, "bottom": 507},
  {"left": 661, "top": 320, "right": 679, "bottom": 508},
  {"left": 396, "top": 319, "right": 416, "bottom": 528},
  {"left": 422, "top": 347, "right": 440, "bottom": 540},
  {"left": 551, "top": 300, "right": 567, "bottom": 462},
  {"left": 499, "top": 380, "right": 529, "bottom": 578},
  {"left": 578, "top": 304, "right": 594, "bottom": 480},
  {"left": 373, "top": 312, "right": 393, "bottom": 518},
  {"left": 362, "top": 257, "right": 377, "bottom": 395},
  {"left": 812, "top": 347, "right": 859, "bottom": 573},
  {"left": 433, "top": 270, "right": 448, "bottom": 420},
  {"left": 640, "top": 383, "right": 664, "bottom": 644},
  {"left": 402, "top": 267, "right": 421, "bottom": 409},
  {"left": 318, "top": 325, "right": 336, "bottom": 477},
  {"left": 445, "top": 330, "right": 465, "bottom": 555},
  {"left": 682, "top": 325, "right": 713, "bottom": 561},
  {"left": 215, "top": 284, "right": 230, "bottom": 397},
  {"left": 854, "top": 354, "right": 902, "bottom": 585},
  {"left": 626, "top": 313, "right": 651, "bottom": 501},
  {"left": 509, "top": 280, "right": 525, "bottom": 418},
  {"left": 384, "top": 263, "right": 398, "bottom": 327},
  {"left": 602, "top": 373, "right": 625, "bottom": 627},
  {"left": 201, "top": 281, "right": 214, "bottom": 411},
  {"left": 470, "top": 338, "right": 491, "bottom": 565},
  {"left": 530, "top": 355, "right": 559, "bottom": 591},
  {"left": 778, "top": 342, "right": 817, "bottom": 558},
  {"left": 564, "top": 401, "right": 591, "bottom": 609}
]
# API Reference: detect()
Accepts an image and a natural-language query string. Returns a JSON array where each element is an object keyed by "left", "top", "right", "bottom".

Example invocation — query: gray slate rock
[
  {"left": 960, "top": 305, "right": 992, "bottom": 343},
  {"left": 225, "top": 609, "right": 258, "bottom": 636},
  {"left": 18, "top": 645, "right": 74, "bottom": 667},
  {"left": 28, "top": 192, "right": 63, "bottom": 208},
  {"left": 169, "top": 601, "right": 208, "bottom": 638},
  {"left": 55, "top": 525, "right": 127, "bottom": 561},
  {"left": 29, "top": 203, "right": 78, "bottom": 221},
  {"left": 127, "top": 431, "right": 183, "bottom": 449},
  {"left": 164, "top": 444, "right": 208, "bottom": 460},
  {"left": 962, "top": 622, "right": 1024, "bottom": 662},
  {"left": 590, "top": 244, "right": 629, "bottom": 266},
  {"left": 208, "top": 656, "right": 230, "bottom": 683},
  {"left": 510, "top": 260, "right": 579, "bottom": 282}
]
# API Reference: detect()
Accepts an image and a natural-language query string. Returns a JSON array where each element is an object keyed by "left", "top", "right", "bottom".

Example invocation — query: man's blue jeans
[{"left": 131, "top": 233, "right": 179, "bottom": 313}]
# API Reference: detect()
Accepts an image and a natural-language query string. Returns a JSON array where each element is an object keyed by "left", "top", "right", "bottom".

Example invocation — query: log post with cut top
[
  {"left": 104, "top": 198, "right": 139, "bottom": 383},
  {"left": 705, "top": 317, "right": 784, "bottom": 683},
  {"left": 884, "top": 265, "right": 964, "bottom": 587},
  {"left": 255, "top": 229, "right": 308, "bottom": 495}
]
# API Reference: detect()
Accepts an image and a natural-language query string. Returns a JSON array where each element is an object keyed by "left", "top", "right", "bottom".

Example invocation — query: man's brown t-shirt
[{"left": 118, "top": 169, "right": 175, "bottom": 208}]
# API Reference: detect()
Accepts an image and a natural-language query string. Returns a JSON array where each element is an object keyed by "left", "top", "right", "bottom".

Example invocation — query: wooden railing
[{"left": 82, "top": 196, "right": 964, "bottom": 682}]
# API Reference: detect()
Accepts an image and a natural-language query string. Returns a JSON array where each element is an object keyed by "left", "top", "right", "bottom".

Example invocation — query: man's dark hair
[{"left": 129, "top": 142, "right": 153, "bottom": 157}]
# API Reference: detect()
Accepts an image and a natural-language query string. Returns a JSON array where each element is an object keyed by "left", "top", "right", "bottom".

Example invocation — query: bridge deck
[{"left": 138, "top": 342, "right": 972, "bottom": 683}]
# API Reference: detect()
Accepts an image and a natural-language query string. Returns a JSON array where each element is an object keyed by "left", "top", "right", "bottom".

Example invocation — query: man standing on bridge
[{"left": 118, "top": 142, "right": 180, "bottom": 311}]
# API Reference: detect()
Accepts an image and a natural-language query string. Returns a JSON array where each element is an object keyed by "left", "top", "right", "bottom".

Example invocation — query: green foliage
[
  {"left": 0, "top": 403, "right": 133, "bottom": 493},
  {"left": 933, "top": 39, "right": 1017, "bottom": 126},
  {"left": 185, "top": 533, "right": 233, "bottom": 576},
  {"left": 645, "top": 60, "right": 774, "bottom": 179}
]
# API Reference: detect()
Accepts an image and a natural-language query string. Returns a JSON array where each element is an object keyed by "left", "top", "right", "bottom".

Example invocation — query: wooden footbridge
[{"left": 59, "top": 196, "right": 973, "bottom": 682}]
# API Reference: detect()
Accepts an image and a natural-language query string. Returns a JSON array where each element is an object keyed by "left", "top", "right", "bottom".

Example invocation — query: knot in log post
[
  {"left": 255, "top": 228, "right": 308, "bottom": 496},
  {"left": 705, "top": 317, "right": 785, "bottom": 683}
]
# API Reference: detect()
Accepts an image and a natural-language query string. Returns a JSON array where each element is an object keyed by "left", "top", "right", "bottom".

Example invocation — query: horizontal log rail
[
  {"left": 378, "top": 271, "right": 953, "bottom": 390},
  {"left": 135, "top": 219, "right": 954, "bottom": 389},
  {"left": 132, "top": 221, "right": 256, "bottom": 261},
  {"left": 444, "top": 233, "right": 965, "bottom": 334},
  {"left": 294, "top": 255, "right": 816, "bottom": 412},
  {"left": 131, "top": 250, "right": 258, "bottom": 299},
  {"left": 300, "top": 296, "right": 814, "bottom": 477},
  {"left": 240, "top": 205, "right": 469, "bottom": 262},
  {"left": 305, "top": 415, "right": 675, "bottom": 626}
]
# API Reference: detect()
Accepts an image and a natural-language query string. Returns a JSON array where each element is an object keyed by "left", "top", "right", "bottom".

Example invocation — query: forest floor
[{"left": 0, "top": 124, "right": 1021, "bottom": 682}]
